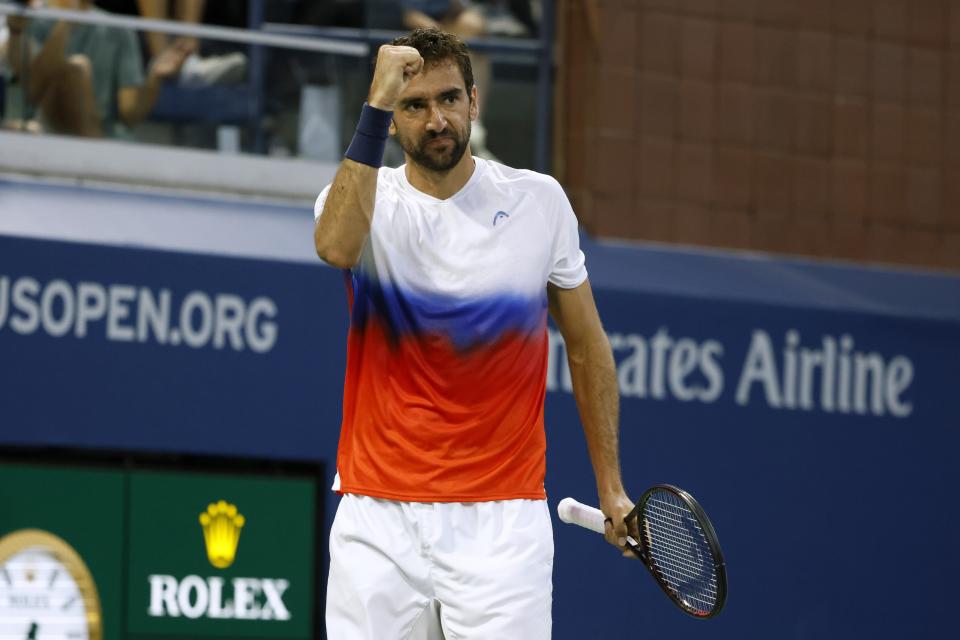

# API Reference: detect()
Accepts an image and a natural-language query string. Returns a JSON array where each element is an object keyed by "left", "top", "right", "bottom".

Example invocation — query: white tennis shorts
[{"left": 326, "top": 494, "right": 554, "bottom": 639}]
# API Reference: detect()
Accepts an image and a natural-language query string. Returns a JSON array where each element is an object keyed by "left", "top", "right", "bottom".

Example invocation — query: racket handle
[{"left": 557, "top": 497, "right": 606, "bottom": 534}]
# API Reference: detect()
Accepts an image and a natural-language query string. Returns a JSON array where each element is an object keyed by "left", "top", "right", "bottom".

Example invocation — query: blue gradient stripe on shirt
[{"left": 348, "top": 271, "right": 547, "bottom": 351}]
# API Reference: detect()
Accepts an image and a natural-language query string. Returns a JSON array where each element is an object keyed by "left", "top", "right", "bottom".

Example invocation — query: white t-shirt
[{"left": 314, "top": 157, "right": 587, "bottom": 501}]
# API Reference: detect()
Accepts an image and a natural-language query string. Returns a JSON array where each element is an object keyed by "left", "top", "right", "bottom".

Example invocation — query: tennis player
[{"left": 314, "top": 28, "right": 634, "bottom": 639}]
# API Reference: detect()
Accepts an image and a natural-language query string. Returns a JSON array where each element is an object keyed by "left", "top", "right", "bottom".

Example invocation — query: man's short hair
[{"left": 388, "top": 28, "right": 475, "bottom": 96}]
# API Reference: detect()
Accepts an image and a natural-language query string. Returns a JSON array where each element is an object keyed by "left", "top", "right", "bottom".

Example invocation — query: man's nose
[{"left": 425, "top": 105, "right": 447, "bottom": 131}]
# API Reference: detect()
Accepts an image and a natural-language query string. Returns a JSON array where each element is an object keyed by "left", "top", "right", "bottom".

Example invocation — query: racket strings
[
  {"left": 643, "top": 502, "right": 717, "bottom": 607},
  {"left": 642, "top": 492, "right": 719, "bottom": 614},
  {"left": 643, "top": 505, "right": 715, "bottom": 569},
  {"left": 643, "top": 520, "right": 716, "bottom": 596}
]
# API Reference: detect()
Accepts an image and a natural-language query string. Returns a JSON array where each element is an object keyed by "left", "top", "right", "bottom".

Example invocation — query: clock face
[{"left": 0, "top": 547, "right": 90, "bottom": 640}]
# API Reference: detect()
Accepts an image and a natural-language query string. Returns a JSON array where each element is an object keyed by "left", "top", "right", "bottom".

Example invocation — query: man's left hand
[{"left": 600, "top": 489, "right": 640, "bottom": 559}]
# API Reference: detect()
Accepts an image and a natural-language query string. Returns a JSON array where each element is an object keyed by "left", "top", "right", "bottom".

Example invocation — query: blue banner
[
  {"left": 0, "top": 235, "right": 347, "bottom": 466},
  {"left": 2, "top": 233, "right": 959, "bottom": 638},
  {"left": 546, "top": 286, "right": 959, "bottom": 638}
]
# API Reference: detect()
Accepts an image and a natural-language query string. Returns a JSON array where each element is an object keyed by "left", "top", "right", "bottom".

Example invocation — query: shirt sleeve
[
  {"left": 548, "top": 182, "right": 588, "bottom": 289},
  {"left": 23, "top": 20, "right": 48, "bottom": 62},
  {"left": 314, "top": 184, "right": 332, "bottom": 221},
  {"left": 115, "top": 28, "right": 145, "bottom": 88}
]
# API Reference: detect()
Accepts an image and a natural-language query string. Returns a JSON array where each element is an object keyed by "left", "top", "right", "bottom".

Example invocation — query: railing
[
  {"left": 260, "top": 11, "right": 556, "bottom": 171},
  {"left": 0, "top": 3, "right": 368, "bottom": 55}
]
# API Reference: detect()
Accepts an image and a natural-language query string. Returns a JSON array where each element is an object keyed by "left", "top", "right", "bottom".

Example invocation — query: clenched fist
[{"left": 368, "top": 45, "right": 424, "bottom": 112}]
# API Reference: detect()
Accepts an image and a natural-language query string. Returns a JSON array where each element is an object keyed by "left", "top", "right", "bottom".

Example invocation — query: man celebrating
[{"left": 314, "top": 28, "right": 634, "bottom": 639}]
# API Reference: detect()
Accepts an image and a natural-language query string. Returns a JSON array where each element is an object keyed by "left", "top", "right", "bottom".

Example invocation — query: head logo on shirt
[{"left": 493, "top": 211, "right": 510, "bottom": 226}]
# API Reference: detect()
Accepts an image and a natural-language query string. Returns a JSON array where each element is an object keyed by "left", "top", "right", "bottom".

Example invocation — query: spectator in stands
[
  {"left": 4, "top": 0, "right": 190, "bottom": 137},
  {"left": 479, "top": 0, "right": 537, "bottom": 38},
  {"left": 137, "top": 0, "right": 203, "bottom": 61},
  {"left": 398, "top": 0, "right": 497, "bottom": 159},
  {"left": 400, "top": 1, "right": 486, "bottom": 37},
  {"left": 135, "top": 0, "right": 246, "bottom": 86}
]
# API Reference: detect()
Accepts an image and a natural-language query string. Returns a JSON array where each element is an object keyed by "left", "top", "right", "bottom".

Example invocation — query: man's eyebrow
[
  {"left": 398, "top": 95, "right": 426, "bottom": 108},
  {"left": 437, "top": 87, "right": 464, "bottom": 100},
  {"left": 399, "top": 87, "right": 464, "bottom": 108}
]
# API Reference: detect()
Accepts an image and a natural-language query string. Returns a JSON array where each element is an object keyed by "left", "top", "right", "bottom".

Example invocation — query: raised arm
[
  {"left": 118, "top": 38, "right": 190, "bottom": 128},
  {"left": 15, "top": 19, "right": 71, "bottom": 103},
  {"left": 548, "top": 279, "right": 637, "bottom": 552},
  {"left": 314, "top": 45, "right": 423, "bottom": 269}
]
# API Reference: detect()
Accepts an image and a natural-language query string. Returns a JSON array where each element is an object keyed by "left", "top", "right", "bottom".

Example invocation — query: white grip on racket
[{"left": 557, "top": 497, "right": 606, "bottom": 534}]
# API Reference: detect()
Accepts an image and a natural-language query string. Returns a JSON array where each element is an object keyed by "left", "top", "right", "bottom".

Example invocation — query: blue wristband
[{"left": 344, "top": 103, "right": 393, "bottom": 168}]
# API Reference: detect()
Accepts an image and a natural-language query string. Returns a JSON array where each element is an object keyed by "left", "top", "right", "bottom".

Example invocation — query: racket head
[{"left": 625, "top": 484, "right": 727, "bottom": 618}]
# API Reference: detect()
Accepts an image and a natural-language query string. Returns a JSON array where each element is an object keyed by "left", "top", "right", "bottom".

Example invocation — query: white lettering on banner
[
  {"left": 206, "top": 577, "right": 231, "bottom": 619},
  {"left": 10, "top": 277, "right": 40, "bottom": 334},
  {"left": 548, "top": 327, "right": 916, "bottom": 418},
  {"left": 0, "top": 277, "right": 8, "bottom": 328},
  {"left": 0, "top": 275, "right": 278, "bottom": 353},
  {"left": 41, "top": 279, "right": 73, "bottom": 337},
  {"left": 180, "top": 292, "right": 214, "bottom": 348},
  {"left": 261, "top": 579, "right": 291, "bottom": 620},
  {"left": 138, "top": 287, "right": 171, "bottom": 344},
  {"left": 147, "top": 575, "right": 292, "bottom": 621},
  {"left": 668, "top": 339, "right": 700, "bottom": 401},
  {"left": 735, "top": 330, "right": 781, "bottom": 407},
  {"left": 177, "top": 575, "right": 209, "bottom": 619},
  {"left": 735, "top": 330, "right": 913, "bottom": 417},
  {"left": 75, "top": 282, "right": 107, "bottom": 338},
  {"left": 699, "top": 341, "right": 724, "bottom": 402},
  {"left": 148, "top": 575, "right": 180, "bottom": 617},
  {"left": 214, "top": 294, "right": 245, "bottom": 350},
  {"left": 551, "top": 328, "right": 725, "bottom": 403},
  {"left": 246, "top": 297, "right": 279, "bottom": 354},
  {"left": 107, "top": 285, "right": 137, "bottom": 341},
  {"left": 233, "top": 578, "right": 259, "bottom": 619}
]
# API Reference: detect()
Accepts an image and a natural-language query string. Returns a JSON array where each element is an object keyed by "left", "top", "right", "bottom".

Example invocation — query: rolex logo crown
[{"left": 198, "top": 500, "right": 245, "bottom": 569}]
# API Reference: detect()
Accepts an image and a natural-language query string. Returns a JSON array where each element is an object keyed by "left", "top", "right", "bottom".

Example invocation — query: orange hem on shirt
[{"left": 337, "top": 484, "right": 547, "bottom": 503}]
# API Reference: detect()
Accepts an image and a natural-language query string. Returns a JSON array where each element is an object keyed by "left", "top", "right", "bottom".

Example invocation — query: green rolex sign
[{"left": 125, "top": 470, "right": 316, "bottom": 639}]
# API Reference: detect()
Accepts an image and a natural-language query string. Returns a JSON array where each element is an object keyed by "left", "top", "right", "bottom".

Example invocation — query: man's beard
[{"left": 398, "top": 121, "right": 471, "bottom": 173}]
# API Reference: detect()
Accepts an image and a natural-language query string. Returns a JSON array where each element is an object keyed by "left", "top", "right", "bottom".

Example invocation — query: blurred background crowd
[
  {"left": 0, "top": 0, "right": 543, "bottom": 165},
  {"left": 3, "top": 0, "right": 959, "bottom": 271}
]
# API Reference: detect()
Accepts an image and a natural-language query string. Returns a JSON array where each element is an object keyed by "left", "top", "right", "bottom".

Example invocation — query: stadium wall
[{"left": 556, "top": 0, "right": 960, "bottom": 272}]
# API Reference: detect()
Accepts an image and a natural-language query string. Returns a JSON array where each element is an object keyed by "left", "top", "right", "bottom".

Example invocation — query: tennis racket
[{"left": 558, "top": 484, "right": 727, "bottom": 618}]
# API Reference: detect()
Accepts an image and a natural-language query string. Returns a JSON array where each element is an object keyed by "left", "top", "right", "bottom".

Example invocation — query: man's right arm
[
  {"left": 314, "top": 159, "right": 379, "bottom": 269},
  {"left": 313, "top": 45, "right": 423, "bottom": 269}
]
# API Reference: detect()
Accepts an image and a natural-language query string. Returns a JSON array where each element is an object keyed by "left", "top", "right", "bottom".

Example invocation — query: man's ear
[{"left": 469, "top": 85, "right": 479, "bottom": 121}]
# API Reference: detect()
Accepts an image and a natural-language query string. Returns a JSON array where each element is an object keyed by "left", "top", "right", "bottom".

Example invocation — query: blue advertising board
[
  {"left": 546, "top": 285, "right": 959, "bottom": 638},
  {"left": 0, "top": 234, "right": 346, "bottom": 467},
  {"left": 2, "top": 200, "right": 960, "bottom": 638}
]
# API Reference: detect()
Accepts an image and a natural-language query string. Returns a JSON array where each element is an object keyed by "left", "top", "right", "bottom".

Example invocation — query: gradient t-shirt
[{"left": 314, "top": 157, "right": 587, "bottom": 502}]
